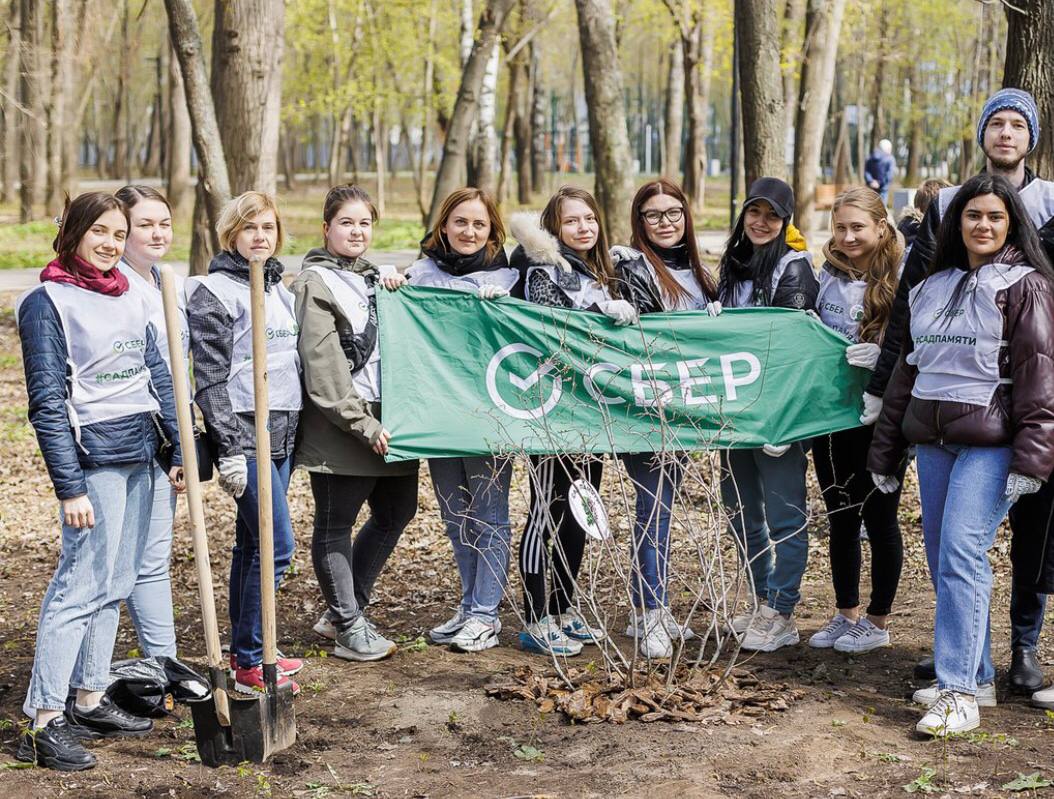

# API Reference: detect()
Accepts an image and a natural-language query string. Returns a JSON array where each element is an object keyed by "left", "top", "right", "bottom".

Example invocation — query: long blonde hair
[{"left": 823, "top": 187, "right": 904, "bottom": 344}]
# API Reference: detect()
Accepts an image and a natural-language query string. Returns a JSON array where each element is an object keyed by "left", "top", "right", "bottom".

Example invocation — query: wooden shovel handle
[
  {"left": 159, "top": 265, "right": 230, "bottom": 726},
  {"left": 247, "top": 256, "right": 278, "bottom": 668}
]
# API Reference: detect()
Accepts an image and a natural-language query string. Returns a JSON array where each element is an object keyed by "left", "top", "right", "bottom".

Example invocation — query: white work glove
[
  {"left": 860, "top": 392, "right": 883, "bottom": 426},
  {"left": 477, "top": 284, "right": 509, "bottom": 300},
  {"left": 846, "top": 342, "right": 881, "bottom": 370},
  {"left": 871, "top": 473, "right": 899, "bottom": 494},
  {"left": 804, "top": 309, "right": 821, "bottom": 322},
  {"left": 762, "top": 443, "right": 790, "bottom": 457},
  {"left": 704, "top": 301, "right": 722, "bottom": 317},
  {"left": 599, "top": 299, "right": 639, "bottom": 326},
  {"left": 218, "top": 455, "right": 248, "bottom": 499},
  {"left": 1005, "top": 472, "right": 1043, "bottom": 504},
  {"left": 609, "top": 245, "right": 638, "bottom": 264}
]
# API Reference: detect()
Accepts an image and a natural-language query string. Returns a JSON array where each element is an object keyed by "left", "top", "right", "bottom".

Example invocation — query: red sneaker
[
  {"left": 229, "top": 652, "right": 304, "bottom": 677},
  {"left": 233, "top": 665, "right": 301, "bottom": 696}
]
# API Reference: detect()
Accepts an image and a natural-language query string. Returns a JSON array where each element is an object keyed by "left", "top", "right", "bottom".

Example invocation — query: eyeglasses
[{"left": 641, "top": 207, "right": 684, "bottom": 226}]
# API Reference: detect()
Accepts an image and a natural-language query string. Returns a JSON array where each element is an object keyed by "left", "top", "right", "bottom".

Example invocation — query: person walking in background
[{"left": 865, "top": 139, "right": 897, "bottom": 204}]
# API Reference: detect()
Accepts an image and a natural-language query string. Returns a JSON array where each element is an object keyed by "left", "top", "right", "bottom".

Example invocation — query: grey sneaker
[
  {"left": 333, "top": 615, "right": 397, "bottom": 662},
  {"left": 313, "top": 613, "right": 337, "bottom": 641},
  {"left": 808, "top": 613, "right": 855, "bottom": 649},
  {"left": 740, "top": 606, "right": 799, "bottom": 652},
  {"left": 449, "top": 617, "right": 500, "bottom": 652},
  {"left": 429, "top": 609, "right": 468, "bottom": 644}
]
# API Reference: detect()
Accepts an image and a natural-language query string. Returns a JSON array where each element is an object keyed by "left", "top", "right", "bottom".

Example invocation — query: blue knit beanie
[{"left": 977, "top": 88, "right": 1039, "bottom": 153}]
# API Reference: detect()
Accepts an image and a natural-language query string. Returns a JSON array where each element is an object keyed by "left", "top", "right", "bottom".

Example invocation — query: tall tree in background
[
  {"left": 661, "top": 39, "right": 683, "bottom": 178},
  {"left": 2, "top": 0, "right": 20, "bottom": 205},
  {"left": 165, "top": 42, "right": 192, "bottom": 216},
  {"left": 18, "top": 0, "right": 42, "bottom": 222},
  {"left": 211, "top": 0, "right": 285, "bottom": 196},
  {"left": 574, "top": 0, "right": 634, "bottom": 243},
  {"left": 793, "top": 0, "right": 846, "bottom": 234},
  {"left": 164, "top": 0, "right": 231, "bottom": 274},
  {"left": 734, "top": 0, "right": 786, "bottom": 186},
  {"left": 428, "top": 0, "right": 516, "bottom": 227},
  {"left": 663, "top": 0, "right": 715, "bottom": 211},
  {"left": 1002, "top": 0, "right": 1054, "bottom": 178}
]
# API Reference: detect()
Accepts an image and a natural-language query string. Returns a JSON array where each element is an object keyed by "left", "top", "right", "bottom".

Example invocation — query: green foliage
[
  {"left": 513, "top": 743, "right": 545, "bottom": 763},
  {"left": 1002, "top": 773, "right": 1053, "bottom": 792},
  {"left": 903, "top": 767, "right": 939, "bottom": 794}
]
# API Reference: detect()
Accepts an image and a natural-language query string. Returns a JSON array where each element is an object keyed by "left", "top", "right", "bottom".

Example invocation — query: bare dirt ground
[{"left": 1, "top": 293, "right": 1054, "bottom": 798}]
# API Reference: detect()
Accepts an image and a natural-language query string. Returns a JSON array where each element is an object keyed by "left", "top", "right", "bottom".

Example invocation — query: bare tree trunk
[
  {"left": 415, "top": 0, "right": 438, "bottom": 223},
  {"left": 792, "top": 0, "right": 846, "bottom": 235},
  {"left": 472, "top": 43, "right": 500, "bottom": 193},
  {"left": 1, "top": 0, "right": 19, "bottom": 204},
  {"left": 530, "top": 43, "right": 547, "bottom": 192},
  {"left": 781, "top": 0, "right": 806, "bottom": 137},
  {"left": 1003, "top": 0, "right": 1054, "bottom": 178},
  {"left": 164, "top": 0, "right": 232, "bottom": 272},
  {"left": 428, "top": 0, "right": 516, "bottom": 227},
  {"left": 869, "top": 8, "right": 888, "bottom": 150},
  {"left": 662, "top": 39, "right": 683, "bottom": 179},
  {"left": 735, "top": 0, "right": 786, "bottom": 185},
  {"left": 112, "top": 0, "right": 129, "bottom": 180},
  {"left": 18, "top": 0, "right": 41, "bottom": 221},
  {"left": 373, "top": 102, "right": 386, "bottom": 216},
  {"left": 326, "top": 0, "right": 344, "bottom": 187},
  {"left": 142, "top": 55, "right": 163, "bottom": 176},
  {"left": 573, "top": 0, "right": 635, "bottom": 243},
  {"left": 60, "top": 0, "right": 84, "bottom": 198},
  {"left": 279, "top": 123, "right": 297, "bottom": 191},
  {"left": 683, "top": 20, "right": 714, "bottom": 212},
  {"left": 905, "top": 62, "right": 922, "bottom": 184},
  {"left": 165, "top": 41, "right": 191, "bottom": 216},
  {"left": 45, "top": 0, "right": 69, "bottom": 214},
  {"left": 211, "top": 0, "right": 285, "bottom": 195}
]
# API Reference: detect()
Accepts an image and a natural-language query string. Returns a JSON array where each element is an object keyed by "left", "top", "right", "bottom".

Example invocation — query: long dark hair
[
  {"left": 717, "top": 202, "right": 790, "bottom": 305},
  {"left": 629, "top": 178, "right": 717, "bottom": 303},
  {"left": 52, "top": 192, "right": 129, "bottom": 275},
  {"left": 931, "top": 173, "right": 1053, "bottom": 280}
]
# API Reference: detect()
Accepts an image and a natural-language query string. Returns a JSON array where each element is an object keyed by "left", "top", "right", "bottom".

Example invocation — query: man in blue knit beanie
[{"left": 977, "top": 87, "right": 1040, "bottom": 158}]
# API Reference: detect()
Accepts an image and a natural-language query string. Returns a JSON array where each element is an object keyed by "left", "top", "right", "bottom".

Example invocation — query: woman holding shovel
[
  {"left": 186, "top": 191, "right": 304, "bottom": 695},
  {"left": 293, "top": 185, "right": 418, "bottom": 661},
  {"left": 15, "top": 191, "right": 183, "bottom": 771}
]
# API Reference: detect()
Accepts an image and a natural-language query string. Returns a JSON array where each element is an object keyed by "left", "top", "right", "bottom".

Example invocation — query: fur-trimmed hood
[{"left": 509, "top": 212, "right": 572, "bottom": 273}]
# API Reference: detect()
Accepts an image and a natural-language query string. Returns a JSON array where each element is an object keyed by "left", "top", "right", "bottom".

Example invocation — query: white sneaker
[
  {"left": 429, "top": 609, "right": 468, "bottom": 644},
  {"left": 740, "top": 606, "right": 799, "bottom": 652},
  {"left": 808, "top": 613, "right": 855, "bottom": 649},
  {"left": 727, "top": 607, "right": 759, "bottom": 636},
  {"left": 1032, "top": 686, "right": 1054, "bottom": 709},
  {"left": 520, "top": 617, "right": 584, "bottom": 656},
  {"left": 638, "top": 608, "right": 673, "bottom": 658},
  {"left": 832, "top": 618, "right": 891, "bottom": 653},
  {"left": 625, "top": 608, "right": 697, "bottom": 641},
  {"left": 313, "top": 614, "right": 337, "bottom": 641},
  {"left": 558, "top": 610, "right": 606, "bottom": 643},
  {"left": 913, "top": 681, "right": 996, "bottom": 707},
  {"left": 449, "top": 617, "right": 499, "bottom": 653},
  {"left": 915, "top": 690, "right": 980, "bottom": 737}
]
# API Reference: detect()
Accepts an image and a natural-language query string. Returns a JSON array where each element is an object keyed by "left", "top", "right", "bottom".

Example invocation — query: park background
[{"left": 3, "top": 1, "right": 1054, "bottom": 797}]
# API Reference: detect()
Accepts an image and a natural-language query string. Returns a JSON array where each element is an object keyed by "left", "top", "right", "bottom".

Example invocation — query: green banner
[{"left": 378, "top": 286, "right": 869, "bottom": 462}]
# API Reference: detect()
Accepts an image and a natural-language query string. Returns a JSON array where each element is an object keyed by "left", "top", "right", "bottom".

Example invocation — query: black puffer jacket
[
  {"left": 18, "top": 286, "right": 180, "bottom": 500},
  {"left": 868, "top": 257, "right": 1054, "bottom": 482}
]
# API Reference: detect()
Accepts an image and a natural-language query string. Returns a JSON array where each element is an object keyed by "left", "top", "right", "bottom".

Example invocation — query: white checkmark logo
[{"left": 485, "top": 343, "right": 563, "bottom": 420}]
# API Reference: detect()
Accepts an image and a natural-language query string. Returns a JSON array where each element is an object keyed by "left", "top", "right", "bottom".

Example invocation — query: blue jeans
[
  {"left": 429, "top": 457, "right": 512, "bottom": 622},
  {"left": 720, "top": 444, "right": 809, "bottom": 615},
  {"left": 124, "top": 463, "right": 177, "bottom": 657},
  {"left": 230, "top": 456, "right": 295, "bottom": 668},
  {"left": 29, "top": 463, "right": 154, "bottom": 711},
  {"left": 917, "top": 444, "right": 1013, "bottom": 694},
  {"left": 622, "top": 452, "right": 683, "bottom": 610}
]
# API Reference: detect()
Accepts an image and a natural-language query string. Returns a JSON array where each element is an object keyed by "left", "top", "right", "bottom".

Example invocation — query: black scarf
[
  {"left": 208, "top": 249, "right": 285, "bottom": 290},
  {"left": 651, "top": 242, "right": 691, "bottom": 271},
  {"left": 421, "top": 233, "right": 510, "bottom": 276}
]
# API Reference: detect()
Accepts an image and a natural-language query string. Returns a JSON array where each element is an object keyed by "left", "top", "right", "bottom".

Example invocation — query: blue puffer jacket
[{"left": 18, "top": 286, "right": 182, "bottom": 500}]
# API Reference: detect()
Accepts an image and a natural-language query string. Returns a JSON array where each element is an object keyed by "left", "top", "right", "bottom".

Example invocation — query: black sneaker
[
  {"left": 16, "top": 717, "right": 96, "bottom": 771},
  {"left": 64, "top": 695, "right": 153, "bottom": 739}
]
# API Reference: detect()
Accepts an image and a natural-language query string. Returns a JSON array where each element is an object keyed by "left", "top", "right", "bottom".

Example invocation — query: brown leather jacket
[{"left": 868, "top": 266, "right": 1054, "bottom": 481}]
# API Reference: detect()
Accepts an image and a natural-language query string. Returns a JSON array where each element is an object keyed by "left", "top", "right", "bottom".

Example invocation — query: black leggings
[
  {"left": 813, "top": 426, "right": 905, "bottom": 617},
  {"left": 309, "top": 471, "right": 418, "bottom": 632},
  {"left": 518, "top": 455, "right": 603, "bottom": 624}
]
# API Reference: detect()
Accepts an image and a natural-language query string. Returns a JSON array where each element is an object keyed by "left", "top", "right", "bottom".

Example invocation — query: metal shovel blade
[
  {"left": 189, "top": 694, "right": 242, "bottom": 767},
  {"left": 227, "top": 665, "right": 297, "bottom": 763}
]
